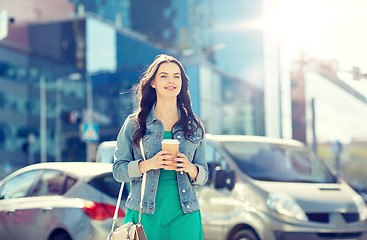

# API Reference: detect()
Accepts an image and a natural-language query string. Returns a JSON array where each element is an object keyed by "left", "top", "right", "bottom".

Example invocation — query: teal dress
[{"left": 123, "top": 131, "right": 204, "bottom": 240}]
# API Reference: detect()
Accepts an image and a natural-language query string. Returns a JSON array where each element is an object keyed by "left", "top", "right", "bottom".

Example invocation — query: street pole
[
  {"left": 27, "top": 133, "right": 35, "bottom": 165},
  {"left": 55, "top": 78, "right": 62, "bottom": 162},
  {"left": 333, "top": 141, "right": 343, "bottom": 178},
  {"left": 86, "top": 74, "right": 93, "bottom": 123},
  {"left": 311, "top": 97, "right": 317, "bottom": 153},
  {"left": 86, "top": 74, "right": 97, "bottom": 162},
  {"left": 40, "top": 74, "right": 47, "bottom": 163}
]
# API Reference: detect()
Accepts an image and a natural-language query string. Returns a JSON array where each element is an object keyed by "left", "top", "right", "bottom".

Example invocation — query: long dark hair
[{"left": 132, "top": 54, "right": 204, "bottom": 147}]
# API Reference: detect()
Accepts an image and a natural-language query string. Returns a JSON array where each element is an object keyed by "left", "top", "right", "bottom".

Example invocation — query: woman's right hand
[{"left": 139, "top": 150, "right": 174, "bottom": 173}]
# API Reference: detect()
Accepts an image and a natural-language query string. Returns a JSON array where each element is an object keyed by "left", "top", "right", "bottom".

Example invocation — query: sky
[{"left": 278, "top": 0, "right": 367, "bottom": 96}]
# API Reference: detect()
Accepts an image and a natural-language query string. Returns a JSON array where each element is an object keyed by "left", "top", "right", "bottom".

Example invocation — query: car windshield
[{"left": 220, "top": 141, "right": 337, "bottom": 183}]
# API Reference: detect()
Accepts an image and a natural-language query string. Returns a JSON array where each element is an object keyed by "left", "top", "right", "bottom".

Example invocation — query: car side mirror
[
  {"left": 226, "top": 170, "right": 236, "bottom": 191},
  {"left": 214, "top": 168, "right": 236, "bottom": 191}
]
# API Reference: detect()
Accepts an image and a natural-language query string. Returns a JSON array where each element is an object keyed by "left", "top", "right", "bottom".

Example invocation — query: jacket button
[
  {"left": 177, "top": 136, "right": 181, "bottom": 139},
  {"left": 182, "top": 189, "right": 186, "bottom": 193},
  {"left": 180, "top": 171, "right": 183, "bottom": 175},
  {"left": 186, "top": 205, "right": 190, "bottom": 209}
]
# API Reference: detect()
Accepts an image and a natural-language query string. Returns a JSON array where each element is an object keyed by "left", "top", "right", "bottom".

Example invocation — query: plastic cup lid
[{"left": 161, "top": 139, "right": 180, "bottom": 144}]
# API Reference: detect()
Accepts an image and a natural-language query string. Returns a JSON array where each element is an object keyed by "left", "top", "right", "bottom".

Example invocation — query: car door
[
  {"left": 10, "top": 169, "right": 67, "bottom": 240},
  {"left": 0, "top": 169, "right": 41, "bottom": 240},
  {"left": 199, "top": 142, "right": 239, "bottom": 240}
]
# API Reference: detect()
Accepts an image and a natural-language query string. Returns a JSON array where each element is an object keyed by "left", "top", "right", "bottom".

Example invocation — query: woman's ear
[{"left": 151, "top": 80, "right": 156, "bottom": 88}]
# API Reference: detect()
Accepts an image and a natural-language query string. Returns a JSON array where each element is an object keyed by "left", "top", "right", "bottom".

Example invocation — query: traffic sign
[{"left": 82, "top": 123, "right": 99, "bottom": 142}]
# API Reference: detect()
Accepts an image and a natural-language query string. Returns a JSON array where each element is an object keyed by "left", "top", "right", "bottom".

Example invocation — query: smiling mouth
[{"left": 165, "top": 86, "right": 176, "bottom": 90}]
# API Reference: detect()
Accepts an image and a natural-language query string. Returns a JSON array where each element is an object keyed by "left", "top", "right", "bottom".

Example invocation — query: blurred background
[{"left": 0, "top": 0, "right": 367, "bottom": 192}]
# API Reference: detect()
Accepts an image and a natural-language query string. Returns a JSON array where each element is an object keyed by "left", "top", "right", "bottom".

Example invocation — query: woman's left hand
[{"left": 174, "top": 152, "right": 198, "bottom": 179}]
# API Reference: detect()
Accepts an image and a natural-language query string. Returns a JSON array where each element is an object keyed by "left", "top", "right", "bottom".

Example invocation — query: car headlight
[
  {"left": 266, "top": 193, "right": 308, "bottom": 221},
  {"left": 353, "top": 195, "right": 367, "bottom": 221}
]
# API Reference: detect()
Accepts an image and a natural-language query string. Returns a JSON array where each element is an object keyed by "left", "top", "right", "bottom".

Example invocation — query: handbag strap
[
  {"left": 110, "top": 180, "right": 125, "bottom": 232},
  {"left": 110, "top": 139, "right": 147, "bottom": 232},
  {"left": 138, "top": 139, "right": 147, "bottom": 225}
]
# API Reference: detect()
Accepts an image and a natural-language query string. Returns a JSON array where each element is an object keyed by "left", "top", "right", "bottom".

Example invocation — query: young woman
[{"left": 113, "top": 54, "right": 208, "bottom": 240}]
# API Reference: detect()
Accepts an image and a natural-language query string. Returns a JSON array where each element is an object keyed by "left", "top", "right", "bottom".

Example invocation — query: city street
[{"left": 1, "top": 0, "right": 367, "bottom": 239}]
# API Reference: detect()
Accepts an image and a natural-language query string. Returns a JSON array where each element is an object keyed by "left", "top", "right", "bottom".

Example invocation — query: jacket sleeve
[
  {"left": 112, "top": 115, "right": 143, "bottom": 182},
  {"left": 190, "top": 122, "right": 208, "bottom": 187}
]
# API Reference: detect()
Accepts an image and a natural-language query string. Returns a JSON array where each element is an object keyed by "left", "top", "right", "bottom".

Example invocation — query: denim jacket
[{"left": 113, "top": 106, "right": 208, "bottom": 214}]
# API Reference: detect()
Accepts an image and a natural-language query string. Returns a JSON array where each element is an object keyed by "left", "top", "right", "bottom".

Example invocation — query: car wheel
[
  {"left": 49, "top": 231, "right": 72, "bottom": 240},
  {"left": 232, "top": 229, "right": 258, "bottom": 240}
]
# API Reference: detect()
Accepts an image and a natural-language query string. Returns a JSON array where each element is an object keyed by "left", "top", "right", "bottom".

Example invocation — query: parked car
[
  {"left": 96, "top": 141, "right": 116, "bottom": 163},
  {"left": 200, "top": 134, "right": 367, "bottom": 240},
  {"left": 0, "top": 162, "right": 128, "bottom": 240}
]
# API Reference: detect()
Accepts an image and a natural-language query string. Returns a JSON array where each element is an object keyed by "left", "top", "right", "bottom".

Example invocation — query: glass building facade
[
  {"left": 182, "top": 55, "right": 264, "bottom": 136},
  {"left": 212, "top": 0, "right": 264, "bottom": 85},
  {"left": 63, "top": 0, "right": 270, "bottom": 137},
  {"left": 69, "top": 0, "right": 131, "bottom": 28},
  {"left": 0, "top": 51, "right": 86, "bottom": 175}
]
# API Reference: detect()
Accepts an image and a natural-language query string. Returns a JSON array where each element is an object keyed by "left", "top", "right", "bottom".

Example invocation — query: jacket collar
[{"left": 146, "top": 103, "right": 158, "bottom": 125}]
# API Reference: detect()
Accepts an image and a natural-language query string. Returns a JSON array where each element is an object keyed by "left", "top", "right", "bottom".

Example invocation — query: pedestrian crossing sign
[{"left": 82, "top": 123, "right": 99, "bottom": 142}]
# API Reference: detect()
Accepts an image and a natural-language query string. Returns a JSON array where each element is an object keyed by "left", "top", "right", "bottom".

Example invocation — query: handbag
[{"left": 107, "top": 140, "right": 148, "bottom": 240}]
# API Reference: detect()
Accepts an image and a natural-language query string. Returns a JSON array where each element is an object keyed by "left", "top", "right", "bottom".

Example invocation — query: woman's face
[{"left": 151, "top": 62, "right": 182, "bottom": 100}]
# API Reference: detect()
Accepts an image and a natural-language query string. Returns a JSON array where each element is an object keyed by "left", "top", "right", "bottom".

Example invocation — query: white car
[
  {"left": 200, "top": 134, "right": 367, "bottom": 240},
  {"left": 0, "top": 162, "right": 127, "bottom": 240},
  {"left": 96, "top": 141, "right": 116, "bottom": 163}
]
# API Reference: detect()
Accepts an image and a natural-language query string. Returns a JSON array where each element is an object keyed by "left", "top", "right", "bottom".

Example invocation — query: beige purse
[
  {"left": 107, "top": 140, "right": 148, "bottom": 240},
  {"left": 111, "top": 222, "right": 147, "bottom": 240}
]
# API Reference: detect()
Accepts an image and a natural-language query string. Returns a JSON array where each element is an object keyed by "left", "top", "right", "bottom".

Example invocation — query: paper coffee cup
[{"left": 161, "top": 139, "right": 180, "bottom": 155}]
